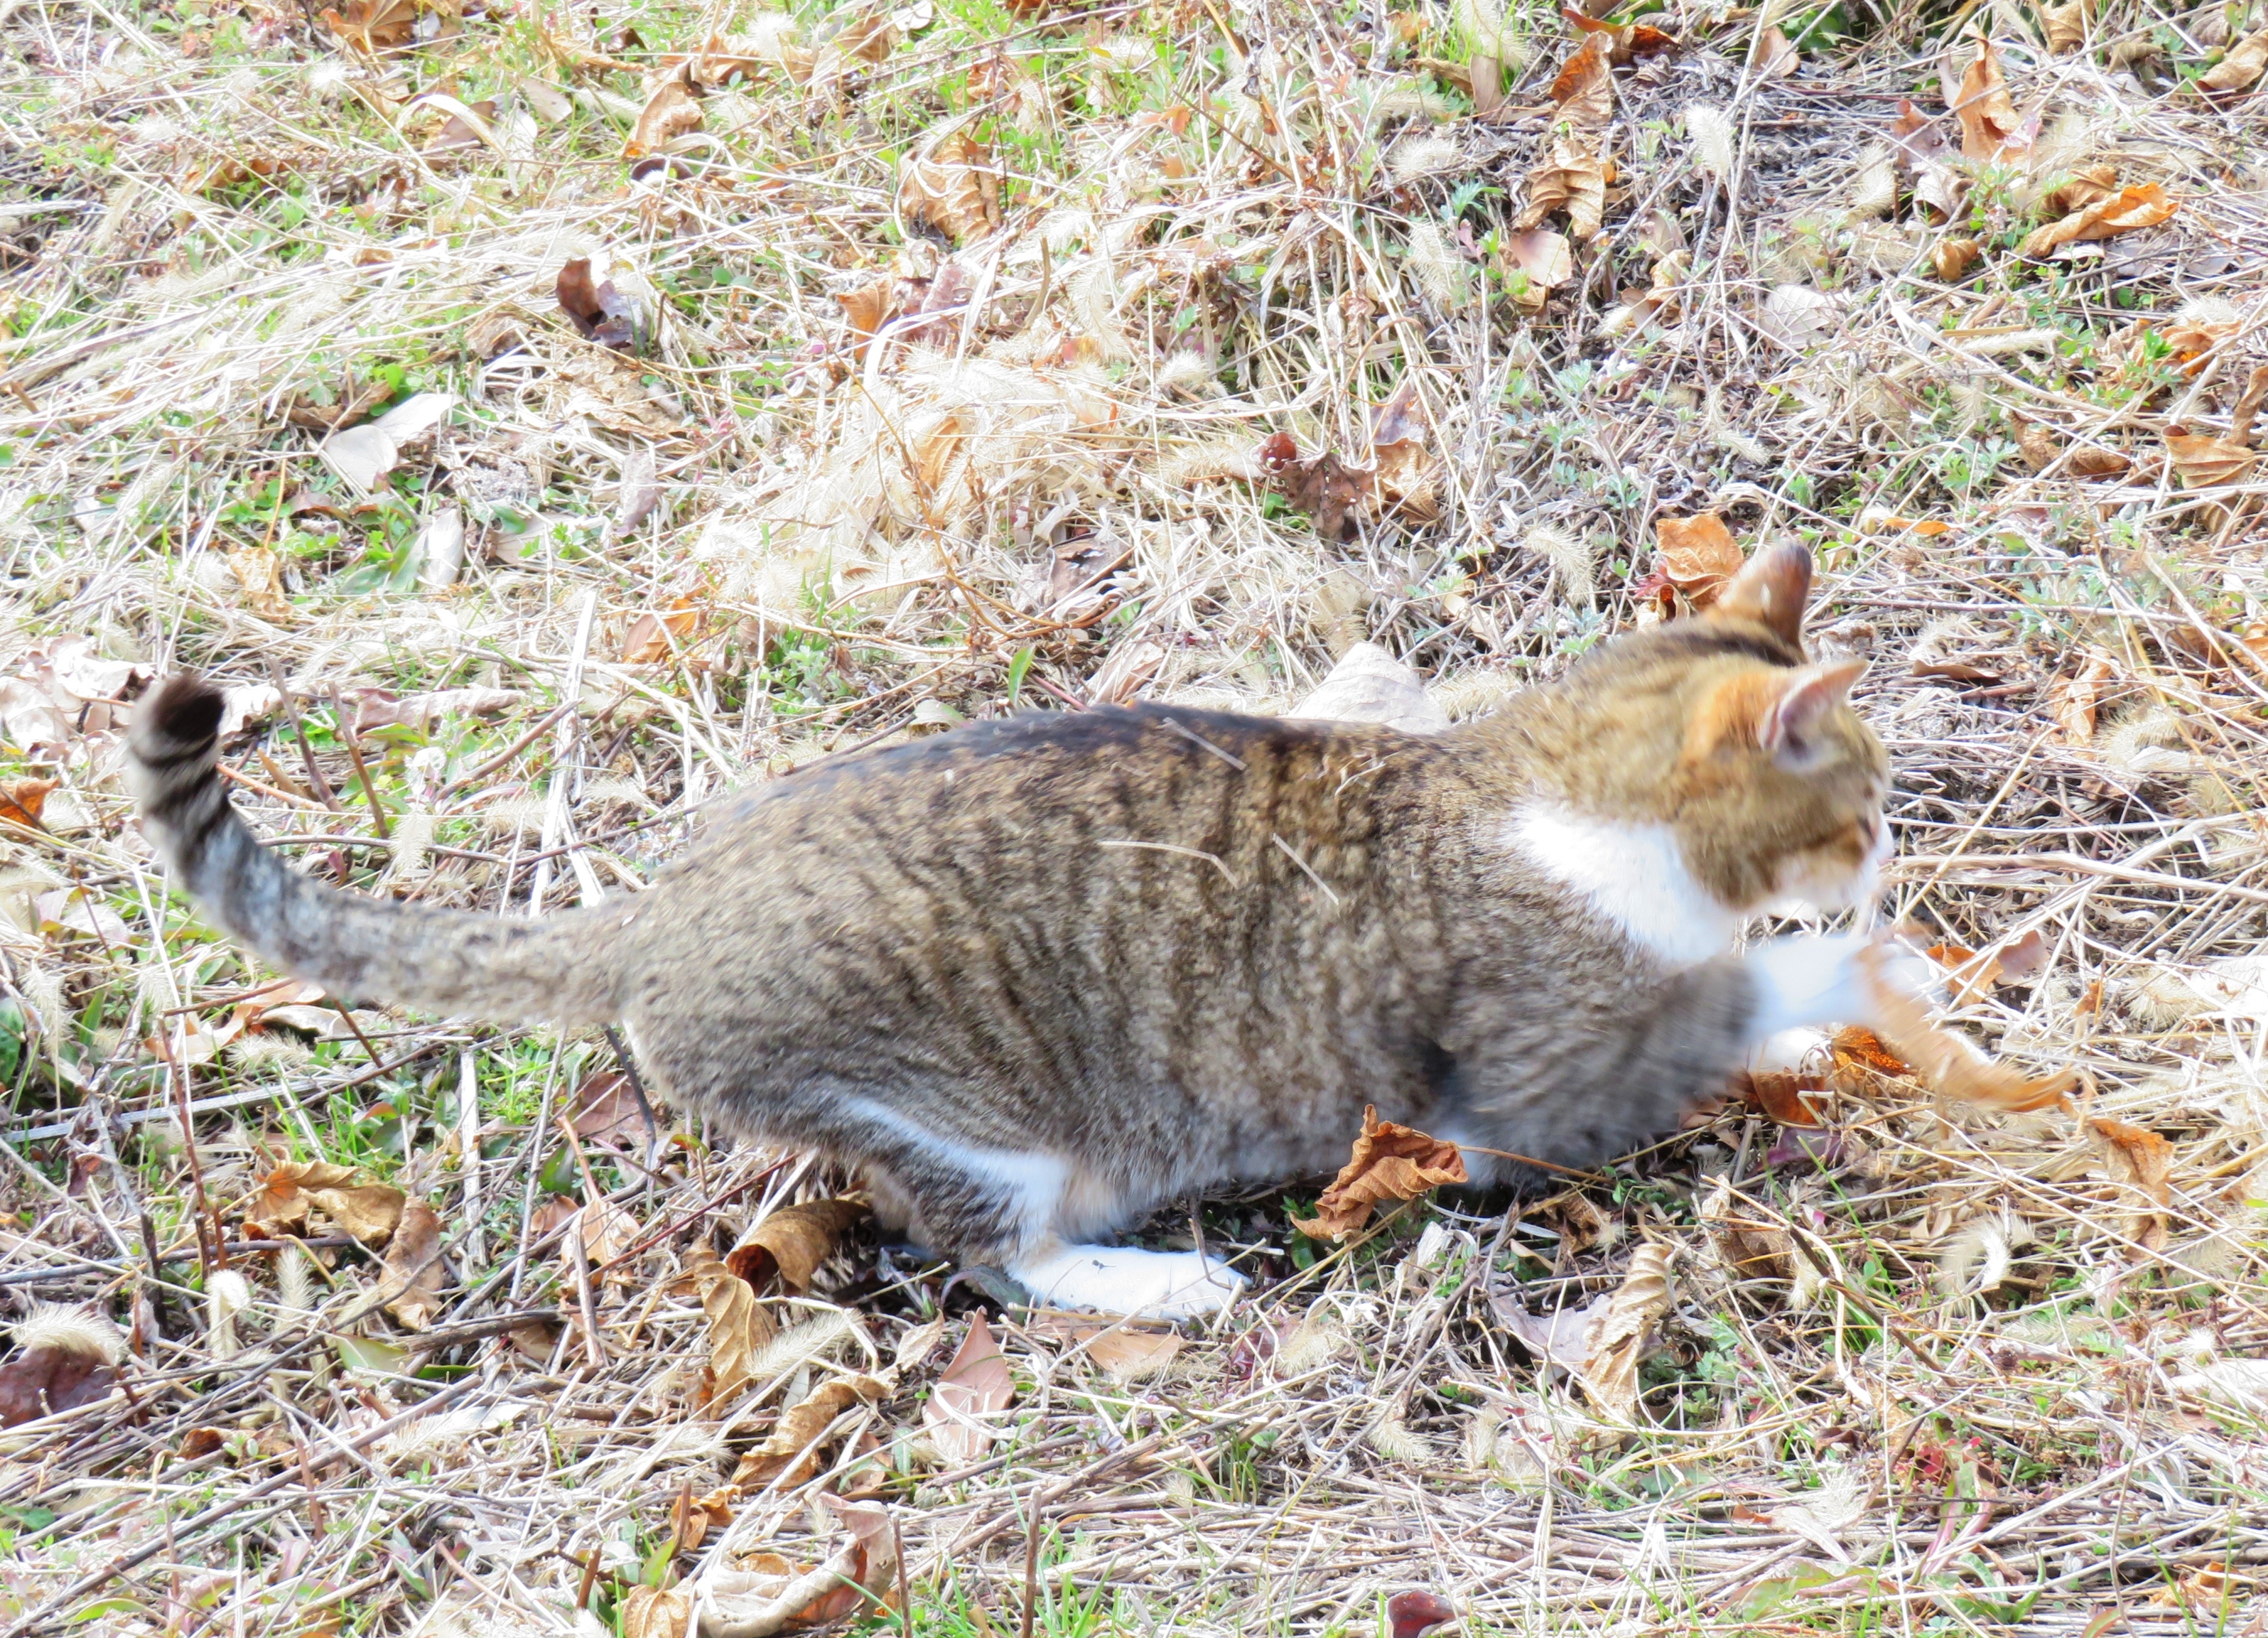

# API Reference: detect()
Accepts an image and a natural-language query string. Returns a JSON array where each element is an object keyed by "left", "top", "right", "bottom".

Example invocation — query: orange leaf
[
  {"left": 723, "top": 1198, "right": 868, "bottom": 1291},
  {"left": 1290, "top": 1104, "right": 1468, "bottom": 1241},
  {"left": 1950, "top": 37, "right": 2033, "bottom": 161},
  {"left": 621, "top": 598, "right": 701, "bottom": 664},
  {"left": 0, "top": 777, "right": 55, "bottom": 831},
  {"left": 624, "top": 68, "right": 703, "bottom": 160},
  {"left": 2046, "top": 654, "right": 2112, "bottom": 744},
  {"left": 1653, "top": 513, "right": 1744, "bottom": 608},
  {"left": 2088, "top": 1117, "right": 2171, "bottom": 1207},
  {"left": 1549, "top": 34, "right": 1613, "bottom": 128},
  {"left": 1744, "top": 1069, "right": 1824, "bottom": 1127},
  {"left": 2019, "top": 183, "right": 2177, "bottom": 258}
]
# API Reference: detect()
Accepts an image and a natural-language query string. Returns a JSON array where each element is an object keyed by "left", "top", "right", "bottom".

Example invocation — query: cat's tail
[{"left": 129, "top": 674, "right": 620, "bottom": 1028}]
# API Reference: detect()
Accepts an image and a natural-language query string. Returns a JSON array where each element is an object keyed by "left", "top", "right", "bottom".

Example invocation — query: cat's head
[{"left": 1526, "top": 545, "right": 1891, "bottom": 918}]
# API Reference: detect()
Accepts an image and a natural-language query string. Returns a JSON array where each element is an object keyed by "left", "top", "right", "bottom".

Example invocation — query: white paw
[
  {"left": 1875, "top": 941, "right": 1951, "bottom": 1006},
  {"left": 1748, "top": 1025, "right": 1830, "bottom": 1076},
  {"left": 1009, "top": 1244, "right": 1246, "bottom": 1320}
]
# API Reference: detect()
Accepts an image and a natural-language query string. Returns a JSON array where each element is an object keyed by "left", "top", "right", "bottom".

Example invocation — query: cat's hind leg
[{"left": 830, "top": 1096, "right": 1244, "bottom": 1320}]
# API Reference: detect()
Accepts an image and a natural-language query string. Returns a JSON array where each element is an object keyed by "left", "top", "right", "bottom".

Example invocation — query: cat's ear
[
  {"left": 1709, "top": 544, "right": 1812, "bottom": 645},
  {"left": 1759, "top": 660, "right": 1866, "bottom": 769}
]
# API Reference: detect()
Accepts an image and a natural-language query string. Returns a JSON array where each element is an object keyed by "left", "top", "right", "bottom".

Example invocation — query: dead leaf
[
  {"left": 1888, "top": 98, "right": 1953, "bottom": 166},
  {"left": 1653, "top": 513, "right": 1744, "bottom": 609},
  {"left": 568, "top": 1070, "right": 651, "bottom": 1145},
  {"left": 1549, "top": 34, "right": 1613, "bottom": 128},
  {"left": 1994, "top": 927, "right": 2052, "bottom": 984},
  {"left": 569, "top": 1197, "right": 637, "bottom": 1268},
  {"left": 2014, "top": 415, "right": 2058, "bottom": 471},
  {"left": 924, "top": 1313, "right": 1015, "bottom": 1463},
  {"left": 423, "top": 97, "right": 497, "bottom": 153},
  {"left": 1749, "top": 22, "right": 1798, "bottom": 77},
  {"left": 900, "top": 134, "right": 998, "bottom": 244},
  {"left": 2046, "top": 654, "right": 2112, "bottom": 744},
  {"left": 625, "top": 67, "right": 703, "bottom": 159},
  {"left": 2019, "top": 183, "right": 2177, "bottom": 258},
  {"left": 2016, "top": 416, "right": 2129, "bottom": 475},
  {"left": 694, "top": 1497, "right": 895, "bottom": 1634},
  {"left": 380, "top": 1200, "right": 446, "bottom": 1330},
  {"left": 620, "top": 1586, "right": 692, "bottom": 1638},
  {"left": 1931, "top": 235, "right": 1982, "bottom": 279},
  {"left": 1290, "top": 1105, "right": 1468, "bottom": 1241},
  {"left": 1270, "top": 446, "right": 1368, "bottom": 541},
  {"left": 558, "top": 258, "right": 642, "bottom": 351},
  {"left": 320, "top": 0, "right": 419, "bottom": 53},
  {"left": 2040, "top": 163, "right": 2119, "bottom": 215},
  {"left": 1385, "top": 1591, "right": 1458, "bottom": 1638},
  {"left": 1579, "top": 1243, "right": 1675, "bottom": 1420},
  {"left": 2199, "top": 25, "right": 2268, "bottom": 97},
  {"left": 1514, "top": 138, "right": 1609, "bottom": 239},
  {"left": 1557, "top": 6, "right": 1677, "bottom": 63},
  {"left": 621, "top": 599, "right": 701, "bottom": 664},
  {"left": 0, "top": 1315, "right": 121, "bottom": 1428},
  {"left": 2090, "top": 1116, "right": 2171, "bottom": 1204},
  {"left": 348, "top": 686, "right": 521, "bottom": 733},
  {"left": 1491, "top": 1288, "right": 1598, "bottom": 1370},
  {"left": 247, "top": 1161, "right": 406, "bottom": 1244},
  {"left": 1828, "top": 1025, "right": 1910, "bottom": 1085},
  {"left": 1951, "top": 37, "right": 2034, "bottom": 161},
  {"left": 318, "top": 392, "right": 454, "bottom": 495},
  {"left": 1371, "top": 379, "right": 1437, "bottom": 519},
  {"left": 2041, "top": 0, "right": 2089, "bottom": 53},
  {"left": 1081, "top": 1327, "right": 1186, "bottom": 1381},
  {"left": 2089, "top": 1116, "right": 2172, "bottom": 1251},
  {"left": 0, "top": 777, "right": 55, "bottom": 831},
  {"left": 1744, "top": 1068, "right": 1824, "bottom": 1127},
  {"left": 738, "top": 1374, "right": 890, "bottom": 1486},
  {"left": 1498, "top": 229, "right": 1574, "bottom": 309},
  {"left": 1468, "top": 49, "right": 1503, "bottom": 117},
  {"left": 685, "top": 1246, "right": 775, "bottom": 1405},
  {"left": 2165, "top": 431, "right": 2255, "bottom": 488},
  {"left": 225, "top": 548, "right": 293, "bottom": 621},
  {"left": 725, "top": 1198, "right": 869, "bottom": 1291}
]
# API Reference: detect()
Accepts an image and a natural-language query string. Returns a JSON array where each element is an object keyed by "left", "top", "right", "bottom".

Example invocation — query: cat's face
[
  {"left": 1526, "top": 545, "right": 1893, "bottom": 921},
  {"left": 1671, "top": 548, "right": 1891, "bottom": 916}
]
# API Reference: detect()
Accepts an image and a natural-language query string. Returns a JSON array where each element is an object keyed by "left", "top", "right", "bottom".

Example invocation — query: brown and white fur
[{"left": 131, "top": 547, "right": 1982, "bottom": 1318}]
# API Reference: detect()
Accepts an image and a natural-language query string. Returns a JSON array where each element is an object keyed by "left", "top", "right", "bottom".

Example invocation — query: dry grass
[{"left": 4, "top": 0, "right": 2268, "bottom": 1629}]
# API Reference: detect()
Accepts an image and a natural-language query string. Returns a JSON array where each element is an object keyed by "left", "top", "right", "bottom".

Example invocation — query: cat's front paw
[{"left": 1009, "top": 1244, "right": 1246, "bottom": 1320}]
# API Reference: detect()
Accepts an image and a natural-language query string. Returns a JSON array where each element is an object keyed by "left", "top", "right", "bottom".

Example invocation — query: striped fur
[
  {"left": 128, "top": 676, "right": 617, "bottom": 1025},
  {"left": 129, "top": 548, "right": 1908, "bottom": 1315}
]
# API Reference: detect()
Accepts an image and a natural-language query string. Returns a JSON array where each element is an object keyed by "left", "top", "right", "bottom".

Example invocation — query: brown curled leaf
[{"left": 1291, "top": 1104, "right": 1468, "bottom": 1241}]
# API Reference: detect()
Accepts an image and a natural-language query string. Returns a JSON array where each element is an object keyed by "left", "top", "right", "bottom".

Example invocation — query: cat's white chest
[{"left": 1503, "top": 805, "right": 1739, "bottom": 967}]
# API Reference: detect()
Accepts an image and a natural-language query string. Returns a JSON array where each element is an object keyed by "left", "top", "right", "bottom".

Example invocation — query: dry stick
[
  {"left": 328, "top": 686, "right": 389, "bottom": 840},
  {"left": 266, "top": 657, "right": 340, "bottom": 812},
  {"left": 438, "top": 701, "right": 571, "bottom": 797},
  {"left": 555, "top": 1114, "right": 610, "bottom": 1368},
  {"left": 1018, "top": 1499, "right": 1043, "bottom": 1638},
  {"left": 457, "top": 1046, "right": 482, "bottom": 1272}
]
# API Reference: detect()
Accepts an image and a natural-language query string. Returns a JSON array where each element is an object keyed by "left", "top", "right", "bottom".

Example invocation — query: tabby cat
[{"left": 130, "top": 546, "right": 2024, "bottom": 1318}]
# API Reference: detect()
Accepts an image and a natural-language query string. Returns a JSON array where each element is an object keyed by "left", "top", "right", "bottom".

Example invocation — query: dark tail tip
[
  {"left": 133, "top": 674, "right": 227, "bottom": 760},
  {"left": 129, "top": 675, "right": 230, "bottom": 848}
]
